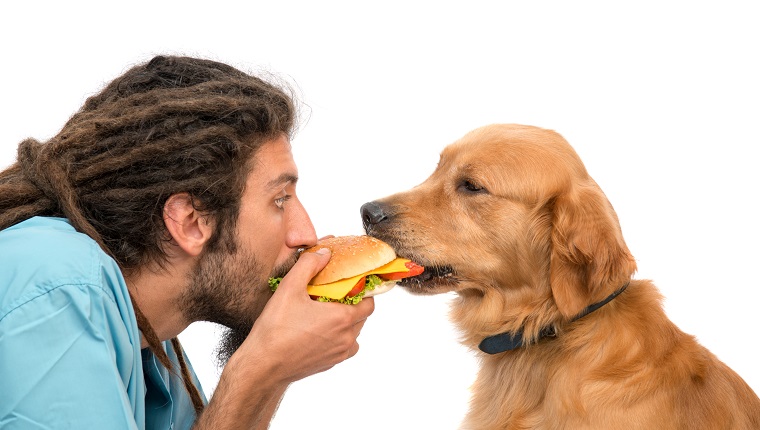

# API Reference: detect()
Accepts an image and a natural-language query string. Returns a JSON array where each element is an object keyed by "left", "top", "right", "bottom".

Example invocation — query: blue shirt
[{"left": 0, "top": 217, "right": 206, "bottom": 429}]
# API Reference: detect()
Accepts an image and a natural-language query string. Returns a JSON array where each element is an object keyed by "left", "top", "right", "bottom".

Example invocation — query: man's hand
[
  {"left": 246, "top": 247, "right": 375, "bottom": 381},
  {"left": 194, "top": 247, "right": 375, "bottom": 429}
]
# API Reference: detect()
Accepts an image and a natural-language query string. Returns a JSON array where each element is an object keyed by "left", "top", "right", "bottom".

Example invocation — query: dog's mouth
[
  {"left": 398, "top": 263, "right": 456, "bottom": 293},
  {"left": 363, "top": 232, "right": 457, "bottom": 292}
]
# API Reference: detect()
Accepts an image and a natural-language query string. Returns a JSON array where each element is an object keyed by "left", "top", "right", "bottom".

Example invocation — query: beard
[{"left": 180, "top": 236, "right": 299, "bottom": 367}]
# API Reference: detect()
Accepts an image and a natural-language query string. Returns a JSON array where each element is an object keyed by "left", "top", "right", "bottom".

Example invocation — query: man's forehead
[{"left": 248, "top": 136, "right": 299, "bottom": 189}]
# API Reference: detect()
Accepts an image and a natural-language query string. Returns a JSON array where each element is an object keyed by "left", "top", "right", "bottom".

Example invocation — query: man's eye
[{"left": 275, "top": 195, "right": 292, "bottom": 209}]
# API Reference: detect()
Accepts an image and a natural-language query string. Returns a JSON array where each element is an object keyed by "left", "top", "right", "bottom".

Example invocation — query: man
[{"left": 0, "top": 55, "right": 374, "bottom": 429}]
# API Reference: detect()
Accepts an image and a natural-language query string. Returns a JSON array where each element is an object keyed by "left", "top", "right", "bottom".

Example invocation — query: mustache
[{"left": 269, "top": 249, "right": 302, "bottom": 279}]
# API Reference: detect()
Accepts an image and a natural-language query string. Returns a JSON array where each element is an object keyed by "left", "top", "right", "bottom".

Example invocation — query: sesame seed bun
[{"left": 302, "top": 235, "right": 397, "bottom": 285}]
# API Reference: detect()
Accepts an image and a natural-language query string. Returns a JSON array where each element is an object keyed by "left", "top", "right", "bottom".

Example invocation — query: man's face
[
  {"left": 180, "top": 135, "right": 317, "bottom": 364},
  {"left": 237, "top": 134, "right": 318, "bottom": 287}
]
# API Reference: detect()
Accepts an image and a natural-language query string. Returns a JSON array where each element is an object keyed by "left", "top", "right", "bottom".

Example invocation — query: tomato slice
[
  {"left": 346, "top": 276, "right": 366, "bottom": 297},
  {"left": 379, "top": 261, "right": 425, "bottom": 280}
]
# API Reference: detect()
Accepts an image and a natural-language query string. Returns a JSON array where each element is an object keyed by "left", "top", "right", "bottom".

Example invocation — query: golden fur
[{"left": 362, "top": 124, "right": 760, "bottom": 429}]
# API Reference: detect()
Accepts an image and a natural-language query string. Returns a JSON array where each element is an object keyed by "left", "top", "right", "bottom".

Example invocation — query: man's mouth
[{"left": 270, "top": 251, "right": 301, "bottom": 280}]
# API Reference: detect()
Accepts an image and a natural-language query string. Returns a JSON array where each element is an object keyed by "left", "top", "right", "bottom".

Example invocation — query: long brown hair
[{"left": 0, "top": 55, "right": 297, "bottom": 414}]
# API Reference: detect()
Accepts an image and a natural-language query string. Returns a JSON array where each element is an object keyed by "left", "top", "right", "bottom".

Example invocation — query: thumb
[{"left": 276, "top": 248, "right": 331, "bottom": 296}]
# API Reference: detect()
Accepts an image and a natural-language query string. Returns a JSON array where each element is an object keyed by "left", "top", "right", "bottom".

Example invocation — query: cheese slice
[{"left": 307, "top": 258, "right": 412, "bottom": 299}]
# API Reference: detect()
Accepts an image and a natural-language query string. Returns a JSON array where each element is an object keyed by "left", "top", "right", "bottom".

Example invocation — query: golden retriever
[{"left": 361, "top": 124, "right": 760, "bottom": 429}]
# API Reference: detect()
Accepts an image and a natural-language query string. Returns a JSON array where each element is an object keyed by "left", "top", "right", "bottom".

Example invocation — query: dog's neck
[{"left": 478, "top": 282, "right": 630, "bottom": 354}]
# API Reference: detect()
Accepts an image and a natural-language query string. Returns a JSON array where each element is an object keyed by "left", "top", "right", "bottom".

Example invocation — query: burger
[{"left": 269, "top": 235, "right": 424, "bottom": 304}]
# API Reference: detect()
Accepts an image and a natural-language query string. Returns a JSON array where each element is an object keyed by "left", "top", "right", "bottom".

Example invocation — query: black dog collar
[{"left": 478, "top": 282, "right": 630, "bottom": 354}]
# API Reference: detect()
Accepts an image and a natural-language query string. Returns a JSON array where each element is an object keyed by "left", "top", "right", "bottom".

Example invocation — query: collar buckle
[{"left": 478, "top": 282, "right": 629, "bottom": 355}]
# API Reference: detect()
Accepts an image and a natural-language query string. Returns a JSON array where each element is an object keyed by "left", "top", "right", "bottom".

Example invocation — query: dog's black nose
[{"left": 360, "top": 201, "right": 389, "bottom": 230}]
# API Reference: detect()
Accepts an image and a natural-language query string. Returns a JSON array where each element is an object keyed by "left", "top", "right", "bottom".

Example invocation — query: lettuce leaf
[
  {"left": 317, "top": 274, "right": 382, "bottom": 305},
  {"left": 267, "top": 275, "right": 382, "bottom": 305},
  {"left": 268, "top": 277, "right": 283, "bottom": 292}
]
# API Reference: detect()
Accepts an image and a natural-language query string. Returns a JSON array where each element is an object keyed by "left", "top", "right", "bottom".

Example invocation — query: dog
[{"left": 361, "top": 124, "right": 760, "bottom": 429}]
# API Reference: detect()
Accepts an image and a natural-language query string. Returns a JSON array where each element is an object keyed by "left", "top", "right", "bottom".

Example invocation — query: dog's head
[{"left": 362, "top": 124, "right": 636, "bottom": 340}]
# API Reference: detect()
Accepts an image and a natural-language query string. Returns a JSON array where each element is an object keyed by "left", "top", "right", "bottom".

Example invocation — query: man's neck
[{"left": 125, "top": 260, "right": 193, "bottom": 348}]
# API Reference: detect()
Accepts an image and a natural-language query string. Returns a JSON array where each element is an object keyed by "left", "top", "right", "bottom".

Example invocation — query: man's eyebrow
[{"left": 267, "top": 173, "right": 299, "bottom": 190}]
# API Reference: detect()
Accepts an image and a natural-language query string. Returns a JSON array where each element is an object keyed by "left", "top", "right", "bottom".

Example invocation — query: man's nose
[{"left": 288, "top": 199, "right": 318, "bottom": 249}]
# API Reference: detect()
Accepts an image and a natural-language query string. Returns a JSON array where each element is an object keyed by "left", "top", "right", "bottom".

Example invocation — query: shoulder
[
  {"left": 0, "top": 217, "right": 128, "bottom": 321},
  {"left": 1, "top": 216, "right": 101, "bottom": 260}
]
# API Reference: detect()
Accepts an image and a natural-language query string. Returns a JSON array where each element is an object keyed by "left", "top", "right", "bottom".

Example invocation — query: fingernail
[{"left": 316, "top": 248, "right": 331, "bottom": 255}]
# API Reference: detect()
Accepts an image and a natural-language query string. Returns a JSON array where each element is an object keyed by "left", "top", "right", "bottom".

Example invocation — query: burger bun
[{"left": 303, "top": 235, "right": 397, "bottom": 285}]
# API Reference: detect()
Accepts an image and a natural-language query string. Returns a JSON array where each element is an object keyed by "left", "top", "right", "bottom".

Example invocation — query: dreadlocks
[{"left": 0, "top": 55, "right": 298, "bottom": 414}]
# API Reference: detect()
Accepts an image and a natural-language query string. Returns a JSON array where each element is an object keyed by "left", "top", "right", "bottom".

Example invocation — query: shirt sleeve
[{"left": 0, "top": 281, "right": 140, "bottom": 429}]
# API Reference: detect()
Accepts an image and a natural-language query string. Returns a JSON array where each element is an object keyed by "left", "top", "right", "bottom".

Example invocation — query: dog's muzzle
[{"left": 360, "top": 201, "right": 390, "bottom": 232}]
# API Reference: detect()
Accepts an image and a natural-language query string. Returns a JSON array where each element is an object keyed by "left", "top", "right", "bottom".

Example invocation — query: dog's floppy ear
[{"left": 550, "top": 180, "right": 637, "bottom": 318}]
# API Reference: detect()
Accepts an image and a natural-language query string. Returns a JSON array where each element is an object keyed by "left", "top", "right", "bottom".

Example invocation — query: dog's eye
[{"left": 458, "top": 179, "right": 487, "bottom": 195}]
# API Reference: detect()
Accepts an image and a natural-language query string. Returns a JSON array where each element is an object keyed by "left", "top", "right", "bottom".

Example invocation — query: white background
[{"left": 2, "top": 2, "right": 758, "bottom": 428}]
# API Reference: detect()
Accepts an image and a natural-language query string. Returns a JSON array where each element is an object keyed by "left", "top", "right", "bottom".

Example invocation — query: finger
[
  {"left": 352, "top": 318, "right": 367, "bottom": 338},
  {"left": 353, "top": 296, "right": 375, "bottom": 320},
  {"left": 347, "top": 341, "right": 360, "bottom": 359},
  {"left": 278, "top": 248, "right": 331, "bottom": 292},
  {"left": 318, "top": 234, "right": 335, "bottom": 241}
]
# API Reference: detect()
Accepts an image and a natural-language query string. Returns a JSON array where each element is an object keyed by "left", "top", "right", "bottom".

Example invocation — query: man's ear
[{"left": 163, "top": 193, "right": 213, "bottom": 257}]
